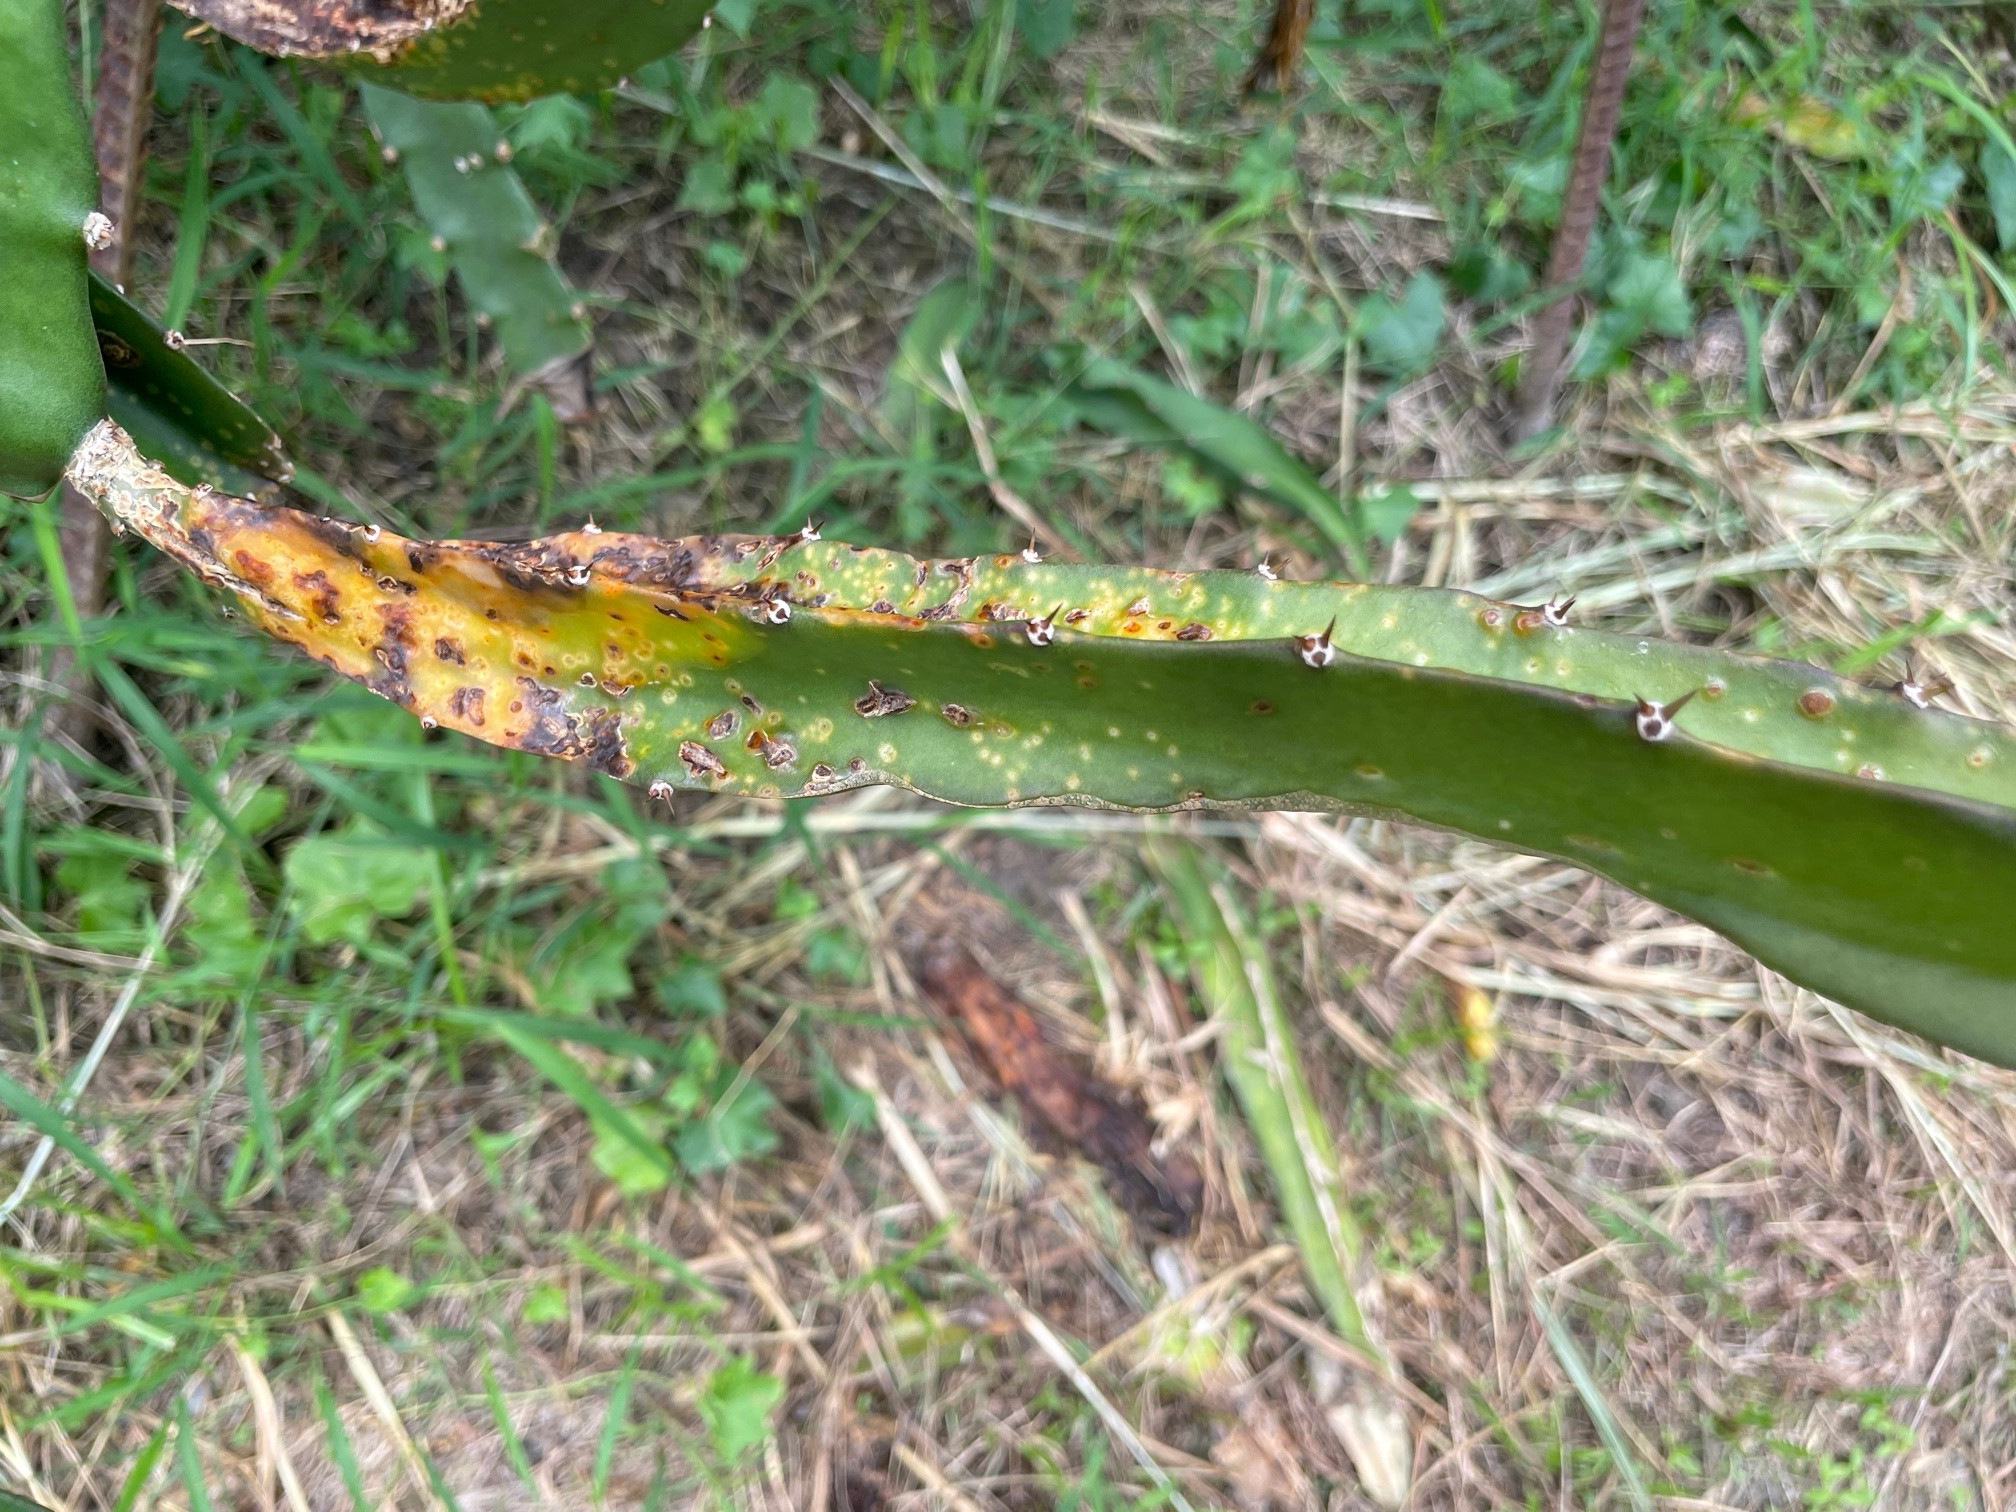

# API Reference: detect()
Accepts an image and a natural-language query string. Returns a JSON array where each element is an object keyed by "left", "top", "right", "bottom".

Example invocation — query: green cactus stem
[
  {"left": 64, "top": 419, "right": 2016, "bottom": 1063},
  {"left": 90, "top": 273, "right": 292, "bottom": 499},
  {"left": 0, "top": 0, "right": 106, "bottom": 499},
  {"left": 360, "top": 85, "right": 595, "bottom": 421},
  {"left": 167, "top": 0, "right": 716, "bottom": 103}
]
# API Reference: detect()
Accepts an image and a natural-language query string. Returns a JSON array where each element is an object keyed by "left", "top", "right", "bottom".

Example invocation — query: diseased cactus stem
[{"left": 64, "top": 419, "right": 2016, "bottom": 1064}]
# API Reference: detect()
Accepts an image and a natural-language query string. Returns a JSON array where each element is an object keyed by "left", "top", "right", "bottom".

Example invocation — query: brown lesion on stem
[{"left": 167, "top": 0, "right": 471, "bottom": 60}]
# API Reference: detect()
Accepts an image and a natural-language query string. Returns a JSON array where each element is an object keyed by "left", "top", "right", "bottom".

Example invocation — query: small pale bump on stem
[
  {"left": 1632, "top": 688, "right": 1700, "bottom": 743},
  {"left": 1894, "top": 671, "right": 1953, "bottom": 711},
  {"left": 1294, "top": 619, "right": 1337, "bottom": 669}
]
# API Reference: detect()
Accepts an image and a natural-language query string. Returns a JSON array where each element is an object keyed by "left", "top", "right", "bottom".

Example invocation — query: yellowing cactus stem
[{"left": 65, "top": 420, "right": 2016, "bottom": 1064}]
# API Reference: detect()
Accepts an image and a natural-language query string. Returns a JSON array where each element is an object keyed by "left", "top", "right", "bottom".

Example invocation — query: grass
[{"left": 7, "top": 0, "right": 2016, "bottom": 1505}]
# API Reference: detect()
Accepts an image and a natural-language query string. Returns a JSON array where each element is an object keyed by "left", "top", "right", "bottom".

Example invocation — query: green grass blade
[
  {"left": 1069, "top": 357, "right": 1367, "bottom": 571},
  {"left": 1146, "top": 839, "right": 1378, "bottom": 1356}
]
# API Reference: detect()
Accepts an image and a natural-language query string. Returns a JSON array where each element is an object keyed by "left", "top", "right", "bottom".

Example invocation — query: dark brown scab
[
  {"left": 1065, "top": 608, "right": 1091, "bottom": 626},
  {"left": 679, "top": 740, "right": 727, "bottom": 780},
  {"left": 434, "top": 637, "right": 466, "bottom": 665},
  {"left": 847, "top": 757, "right": 866, "bottom": 773},
  {"left": 1176, "top": 622, "right": 1212, "bottom": 641},
  {"left": 870, "top": 598, "right": 897, "bottom": 615},
  {"left": 941, "top": 703, "right": 976, "bottom": 727},
  {"left": 1797, "top": 689, "right": 1836, "bottom": 719},
  {"left": 448, "top": 685, "right": 486, "bottom": 727},
  {"left": 854, "top": 680, "right": 917, "bottom": 718},
  {"left": 1157, "top": 619, "right": 1173, "bottom": 632},
  {"left": 513, "top": 677, "right": 632, "bottom": 777},
  {"left": 707, "top": 710, "right": 740, "bottom": 741},
  {"left": 1250, "top": 700, "right": 1274, "bottom": 715},
  {"left": 739, "top": 693, "right": 764, "bottom": 715},
  {"left": 295, "top": 569, "right": 342, "bottom": 624},
  {"left": 761, "top": 735, "right": 797, "bottom": 771}
]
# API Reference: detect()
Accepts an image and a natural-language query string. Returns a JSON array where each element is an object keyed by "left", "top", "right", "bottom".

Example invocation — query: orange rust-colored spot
[
  {"left": 1512, "top": 609, "right": 1546, "bottom": 635},
  {"left": 231, "top": 548, "right": 274, "bottom": 587},
  {"left": 1797, "top": 689, "right": 1835, "bottom": 719}
]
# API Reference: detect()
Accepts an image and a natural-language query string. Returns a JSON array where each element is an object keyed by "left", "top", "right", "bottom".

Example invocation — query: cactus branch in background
[
  {"left": 167, "top": 0, "right": 716, "bottom": 103},
  {"left": 43, "top": 0, "right": 162, "bottom": 749},
  {"left": 64, "top": 420, "right": 2016, "bottom": 1064},
  {"left": 1511, "top": 0, "right": 1647, "bottom": 441},
  {"left": 0, "top": 0, "right": 104, "bottom": 500},
  {"left": 360, "top": 85, "right": 595, "bottom": 422}
]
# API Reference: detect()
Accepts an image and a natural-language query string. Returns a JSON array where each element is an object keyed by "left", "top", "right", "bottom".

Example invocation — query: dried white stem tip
[
  {"left": 1255, "top": 558, "right": 1278, "bottom": 580},
  {"left": 758, "top": 597, "right": 792, "bottom": 625},
  {"left": 565, "top": 564, "right": 592, "bottom": 587},
  {"left": 1023, "top": 605, "right": 1061, "bottom": 646},
  {"left": 1020, "top": 540, "right": 1042, "bottom": 564},
  {"left": 164, "top": 329, "right": 188, "bottom": 351},
  {"left": 1542, "top": 593, "right": 1575, "bottom": 629},
  {"left": 581, "top": 518, "right": 603, "bottom": 535},
  {"left": 1294, "top": 619, "right": 1337, "bottom": 669},
  {"left": 361, "top": 522, "right": 382, "bottom": 543},
  {"left": 82, "top": 212, "right": 115, "bottom": 251},
  {"left": 648, "top": 779, "right": 675, "bottom": 801},
  {"left": 1632, "top": 689, "right": 1698, "bottom": 743},
  {"left": 419, "top": 715, "right": 438, "bottom": 730},
  {"left": 797, "top": 520, "right": 822, "bottom": 544}
]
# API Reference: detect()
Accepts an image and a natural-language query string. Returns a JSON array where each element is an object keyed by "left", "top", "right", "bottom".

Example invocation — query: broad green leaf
[
  {"left": 1356, "top": 272, "right": 1447, "bottom": 374},
  {"left": 282, "top": 822, "right": 430, "bottom": 947},
  {"left": 699, "top": 1357, "right": 784, "bottom": 1460}
]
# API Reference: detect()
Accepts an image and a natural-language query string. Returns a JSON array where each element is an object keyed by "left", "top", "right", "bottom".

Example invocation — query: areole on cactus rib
[{"left": 65, "top": 420, "right": 2016, "bottom": 1063}]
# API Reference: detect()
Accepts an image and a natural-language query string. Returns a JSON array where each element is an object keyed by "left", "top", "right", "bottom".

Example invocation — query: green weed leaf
[
  {"left": 1356, "top": 272, "right": 1447, "bottom": 374},
  {"left": 699, "top": 1356, "right": 784, "bottom": 1460},
  {"left": 283, "top": 823, "right": 429, "bottom": 947}
]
